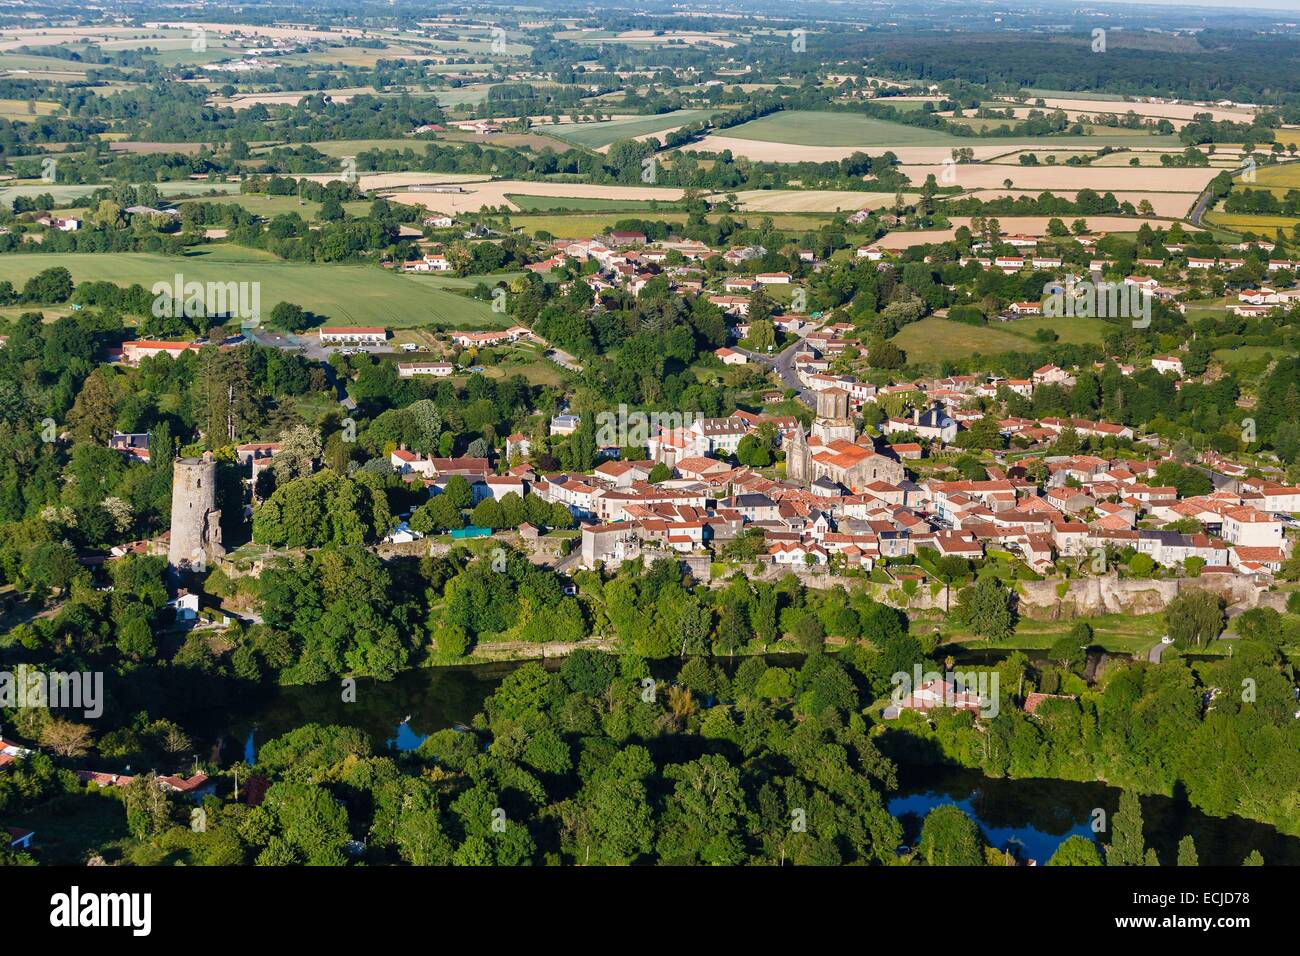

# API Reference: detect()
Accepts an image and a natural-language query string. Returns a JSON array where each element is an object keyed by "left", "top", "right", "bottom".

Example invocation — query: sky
[{"left": 1084, "top": 0, "right": 1300, "bottom": 10}]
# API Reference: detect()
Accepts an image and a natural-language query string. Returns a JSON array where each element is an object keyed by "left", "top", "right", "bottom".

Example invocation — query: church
[{"left": 786, "top": 387, "right": 904, "bottom": 492}]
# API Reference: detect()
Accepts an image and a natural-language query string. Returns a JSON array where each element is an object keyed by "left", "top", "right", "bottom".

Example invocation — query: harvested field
[
  {"left": 993, "top": 96, "right": 1257, "bottom": 124},
  {"left": 587, "top": 30, "right": 738, "bottom": 47},
  {"left": 904, "top": 163, "right": 1217, "bottom": 192},
  {"left": 0, "top": 98, "right": 59, "bottom": 120},
  {"left": 948, "top": 189, "right": 1196, "bottom": 218},
  {"left": 0, "top": 26, "right": 179, "bottom": 50},
  {"left": 723, "top": 189, "right": 918, "bottom": 212},
  {"left": 874, "top": 215, "right": 1185, "bottom": 249}
]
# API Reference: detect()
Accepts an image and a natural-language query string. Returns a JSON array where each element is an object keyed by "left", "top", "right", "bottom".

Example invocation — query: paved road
[
  {"left": 736, "top": 335, "right": 815, "bottom": 408},
  {"left": 546, "top": 348, "right": 584, "bottom": 373}
]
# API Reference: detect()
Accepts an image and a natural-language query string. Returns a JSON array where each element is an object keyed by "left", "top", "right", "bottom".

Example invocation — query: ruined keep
[{"left": 168, "top": 453, "right": 224, "bottom": 572}]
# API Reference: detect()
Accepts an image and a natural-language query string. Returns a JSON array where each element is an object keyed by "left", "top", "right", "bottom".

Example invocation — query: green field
[
  {"left": 512, "top": 212, "right": 689, "bottom": 237},
  {"left": 545, "top": 110, "right": 715, "bottom": 149},
  {"left": 0, "top": 53, "right": 92, "bottom": 76},
  {"left": 0, "top": 248, "right": 507, "bottom": 329},
  {"left": 722, "top": 110, "right": 1180, "bottom": 148},
  {"left": 1203, "top": 160, "right": 1300, "bottom": 234},
  {"left": 892, "top": 315, "right": 1109, "bottom": 363},
  {"left": 1206, "top": 211, "right": 1300, "bottom": 234},
  {"left": 1213, "top": 345, "right": 1289, "bottom": 367},
  {"left": 0, "top": 181, "right": 241, "bottom": 209}
]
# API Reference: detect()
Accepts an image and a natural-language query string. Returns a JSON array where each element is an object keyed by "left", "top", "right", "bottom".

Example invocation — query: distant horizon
[{"left": 1058, "top": 0, "right": 1300, "bottom": 11}]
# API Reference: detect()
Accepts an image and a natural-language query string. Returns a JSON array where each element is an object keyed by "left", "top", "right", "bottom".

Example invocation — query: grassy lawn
[
  {"left": 1213, "top": 345, "right": 1289, "bottom": 367},
  {"left": 1002, "top": 315, "right": 1111, "bottom": 345},
  {"left": 891, "top": 315, "right": 1109, "bottom": 363},
  {"left": 930, "top": 611, "right": 1167, "bottom": 654},
  {"left": 0, "top": 248, "right": 507, "bottom": 329},
  {"left": 179, "top": 193, "right": 326, "bottom": 219}
]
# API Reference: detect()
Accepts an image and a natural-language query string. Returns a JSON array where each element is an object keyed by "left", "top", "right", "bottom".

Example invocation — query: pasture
[{"left": 0, "top": 249, "right": 508, "bottom": 329}]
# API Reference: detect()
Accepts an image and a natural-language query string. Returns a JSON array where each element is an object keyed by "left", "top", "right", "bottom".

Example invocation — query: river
[{"left": 178, "top": 658, "right": 1300, "bottom": 866}]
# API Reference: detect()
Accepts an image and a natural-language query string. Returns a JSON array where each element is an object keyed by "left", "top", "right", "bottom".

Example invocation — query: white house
[
  {"left": 1151, "top": 355, "right": 1184, "bottom": 376},
  {"left": 320, "top": 327, "right": 388, "bottom": 347},
  {"left": 391, "top": 448, "right": 435, "bottom": 479},
  {"left": 398, "top": 361, "right": 454, "bottom": 378}
]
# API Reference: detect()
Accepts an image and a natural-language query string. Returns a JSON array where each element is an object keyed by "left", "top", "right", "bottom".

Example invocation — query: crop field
[
  {"left": 545, "top": 110, "right": 715, "bottom": 149},
  {"left": 0, "top": 249, "right": 507, "bottom": 329},
  {"left": 1253, "top": 163, "right": 1300, "bottom": 189},
  {"left": 1206, "top": 211, "right": 1300, "bottom": 234}
]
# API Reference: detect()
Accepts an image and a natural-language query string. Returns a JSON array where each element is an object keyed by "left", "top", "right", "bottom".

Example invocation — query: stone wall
[{"left": 701, "top": 564, "right": 1273, "bottom": 618}]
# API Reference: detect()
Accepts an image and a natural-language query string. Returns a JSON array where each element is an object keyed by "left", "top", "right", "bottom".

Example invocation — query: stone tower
[
  {"left": 812, "top": 386, "right": 856, "bottom": 444},
  {"left": 786, "top": 422, "right": 810, "bottom": 484},
  {"left": 816, "top": 387, "right": 849, "bottom": 421},
  {"left": 168, "top": 453, "right": 224, "bottom": 572}
]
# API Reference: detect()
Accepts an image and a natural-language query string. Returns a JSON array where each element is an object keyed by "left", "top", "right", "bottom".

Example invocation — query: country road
[{"left": 736, "top": 333, "right": 815, "bottom": 408}]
